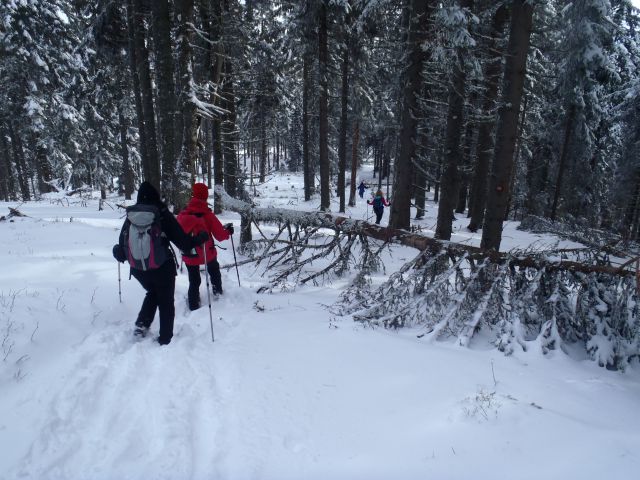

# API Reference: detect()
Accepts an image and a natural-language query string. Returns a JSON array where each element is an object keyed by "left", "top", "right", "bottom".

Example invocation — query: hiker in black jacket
[{"left": 113, "top": 181, "right": 208, "bottom": 345}]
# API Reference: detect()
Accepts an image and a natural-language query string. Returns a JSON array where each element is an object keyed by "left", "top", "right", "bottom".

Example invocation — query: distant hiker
[
  {"left": 177, "top": 183, "right": 233, "bottom": 311},
  {"left": 357, "top": 181, "right": 368, "bottom": 199},
  {"left": 112, "top": 181, "right": 208, "bottom": 345},
  {"left": 367, "top": 189, "right": 390, "bottom": 225}
]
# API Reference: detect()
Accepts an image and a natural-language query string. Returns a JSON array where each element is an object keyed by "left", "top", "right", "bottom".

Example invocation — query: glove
[
  {"left": 224, "top": 223, "right": 234, "bottom": 235},
  {"left": 195, "top": 231, "right": 209, "bottom": 245},
  {"left": 112, "top": 244, "right": 126, "bottom": 263}
]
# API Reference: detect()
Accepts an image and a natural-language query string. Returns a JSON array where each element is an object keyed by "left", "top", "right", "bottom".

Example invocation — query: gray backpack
[{"left": 123, "top": 204, "right": 167, "bottom": 270}]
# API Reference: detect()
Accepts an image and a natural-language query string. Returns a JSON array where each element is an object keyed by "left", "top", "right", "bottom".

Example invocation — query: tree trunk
[
  {"left": 125, "top": 0, "right": 148, "bottom": 186},
  {"left": 303, "top": 49, "right": 313, "bottom": 201},
  {"left": 467, "top": 4, "right": 509, "bottom": 232},
  {"left": 338, "top": 39, "right": 349, "bottom": 213},
  {"left": 207, "top": 0, "right": 224, "bottom": 208},
  {"left": 348, "top": 122, "right": 360, "bottom": 207},
  {"left": 217, "top": 187, "right": 635, "bottom": 277},
  {"left": 260, "top": 113, "right": 266, "bottom": 183},
  {"left": 150, "top": 0, "right": 177, "bottom": 200},
  {"left": 318, "top": 2, "right": 330, "bottom": 211},
  {"left": 222, "top": 59, "right": 239, "bottom": 198},
  {"left": 131, "top": 0, "right": 160, "bottom": 191},
  {"left": 505, "top": 93, "right": 529, "bottom": 220},
  {"left": 389, "top": 0, "right": 434, "bottom": 230},
  {"left": 34, "top": 140, "right": 53, "bottom": 194},
  {"left": 435, "top": 53, "right": 466, "bottom": 240},
  {"left": 0, "top": 126, "right": 13, "bottom": 201},
  {"left": 550, "top": 104, "right": 576, "bottom": 221},
  {"left": 456, "top": 95, "right": 476, "bottom": 215},
  {"left": 119, "top": 107, "right": 134, "bottom": 200},
  {"left": 8, "top": 122, "right": 30, "bottom": 201},
  {"left": 481, "top": 0, "right": 534, "bottom": 251},
  {"left": 414, "top": 121, "right": 428, "bottom": 219},
  {"left": 175, "top": 0, "right": 198, "bottom": 211}
]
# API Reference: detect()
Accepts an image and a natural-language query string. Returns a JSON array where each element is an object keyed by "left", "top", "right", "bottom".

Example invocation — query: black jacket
[{"left": 117, "top": 181, "right": 201, "bottom": 265}]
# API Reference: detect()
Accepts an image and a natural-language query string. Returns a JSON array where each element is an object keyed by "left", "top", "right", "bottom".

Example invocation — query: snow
[
  {"left": 1, "top": 167, "right": 640, "bottom": 479},
  {"left": 54, "top": 8, "right": 69, "bottom": 26}
]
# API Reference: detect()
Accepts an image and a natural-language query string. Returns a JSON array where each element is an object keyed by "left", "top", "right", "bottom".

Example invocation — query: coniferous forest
[
  {"left": 3, "top": 0, "right": 640, "bottom": 243},
  {"left": 3, "top": 1, "right": 640, "bottom": 368}
]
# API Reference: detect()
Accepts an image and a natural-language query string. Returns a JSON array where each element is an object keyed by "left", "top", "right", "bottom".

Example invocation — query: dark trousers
[
  {"left": 131, "top": 261, "right": 176, "bottom": 345},
  {"left": 373, "top": 207, "right": 383, "bottom": 224},
  {"left": 186, "top": 259, "right": 222, "bottom": 310}
]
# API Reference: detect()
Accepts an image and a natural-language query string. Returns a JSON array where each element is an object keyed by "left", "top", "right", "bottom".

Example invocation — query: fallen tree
[
  {"left": 216, "top": 188, "right": 640, "bottom": 370},
  {"left": 0, "top": 207, "right": 28, "bottom": 222}
]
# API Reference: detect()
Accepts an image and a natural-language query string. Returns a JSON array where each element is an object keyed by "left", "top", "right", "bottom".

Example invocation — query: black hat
[{"left": 137, "top": 181, "right": 161, "bottom": 205}]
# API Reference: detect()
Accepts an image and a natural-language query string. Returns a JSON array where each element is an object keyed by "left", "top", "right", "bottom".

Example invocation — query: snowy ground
[{"left": 1, "top": 166, "right": 639, "bottom": 480}]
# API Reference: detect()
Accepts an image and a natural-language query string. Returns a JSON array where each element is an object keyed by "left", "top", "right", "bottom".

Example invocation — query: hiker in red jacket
[
  {"left": 177, "top": 183, "right": 234, "bottom": 310},
  {"left": 367, "top": 189, "right": 391, "bottom": 224}
]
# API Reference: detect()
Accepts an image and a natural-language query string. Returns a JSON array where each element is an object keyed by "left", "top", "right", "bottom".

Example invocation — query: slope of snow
[{"left": 1, "top": 171, "right": 639, "bottom": 479}]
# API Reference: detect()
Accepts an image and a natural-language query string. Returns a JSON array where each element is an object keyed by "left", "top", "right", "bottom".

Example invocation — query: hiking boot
[
  {"left": 134, "top": 326, "right": 149, "bottom": 338},
  {"left": 188, "top": 293, "right": 201, "bottom": 311},
  {"left": 134, "top": 319, "right": 150, "bottom": 338}
]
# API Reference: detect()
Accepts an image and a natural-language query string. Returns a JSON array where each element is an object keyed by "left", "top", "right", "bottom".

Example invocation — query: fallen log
[
  {"left": 216, "top": 186, "right": 635, "bottom": 277},
  {"left": 0, "top": 207, "right": 29, "bottom": 222}
]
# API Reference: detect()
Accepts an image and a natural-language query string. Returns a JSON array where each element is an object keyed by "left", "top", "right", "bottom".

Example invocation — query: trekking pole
[
  {"left": 202, "top": 243, "right": 215, "bottom": 343},
  {"left": 117, "top": 262, "right": 122, "bottom": 303},
  {"left": 230, "top": 233, "right": 241, "bottom": 287}
]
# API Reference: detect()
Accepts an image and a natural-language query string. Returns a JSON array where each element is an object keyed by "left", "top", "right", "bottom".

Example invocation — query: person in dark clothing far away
[
  {"left": 367, "top": 189, "right": 391, "bottom": 224},
  {"left": 112, "top": 181, "right": 208, "bottom": 345},
  {"left": 177, "top": 183, "right": 233, "bottom": 311},
  {"left": 357, "top": 181, "right": 368, "bottom": 199}
]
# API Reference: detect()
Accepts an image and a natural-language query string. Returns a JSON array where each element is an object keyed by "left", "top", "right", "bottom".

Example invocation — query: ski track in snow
[
  {"left": 4, "top": 282, "right": 326, "bottom": 480},
  {"left": 13, "top": 322, "right": 229, "bottom": 480}
]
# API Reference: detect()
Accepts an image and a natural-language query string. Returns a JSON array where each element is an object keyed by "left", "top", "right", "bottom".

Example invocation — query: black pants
[
  {"left": 131, "top": 261, "right": 177, "bottom": 345},
  {"left": 373, "top": 207, "right": 383, "bottom": 224},
  {"left": 186, "top": 259, "right": 222, "bottom": 310}
]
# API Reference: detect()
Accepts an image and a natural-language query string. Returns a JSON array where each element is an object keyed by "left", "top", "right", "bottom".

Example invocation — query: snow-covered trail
[
  {"left": 7, "top": 283, "right": 640, "bottom": 480},
  {"left": 2, "top": 179, "right": 640, "bottom": 479}
]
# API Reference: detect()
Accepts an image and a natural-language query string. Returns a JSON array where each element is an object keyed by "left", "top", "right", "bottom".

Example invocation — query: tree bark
[
  {"left": 303, "top": 48, "right": 313, "bottom": 201},
  {"left": 8, "top": 122, "right": 30, "bottom": 201},
  {"left": 175, "top": 0, "right": 198, "bottom": 210},
  {"left": 467, "top": 4, "right": 509, "bottom": 232},
  {"left": 435, "top": 52, "right": 466, "bottom": 240},
  {"left": 550, "top": 104, "right": 576, "bottom": 221},
  {"left": 216, "top": 187, "right": 634, "bottom": 277},
  {"left": 0, "top": 126, "right": 13, "bottom": 201},
  {"left": 348, "top": 122, "right": 360, "bottom": 207},
  {"left": 150, "top": 0, "right": 177, "bottom": 199},
  {"left": 481, "top": 0, "right": 534, "bottom": 251},
  {"left": 390, "top": 0, "right": 434, "bottom": 230},
  {"left": 338, "top": 37, "right": 349, "bottom": 213},
  {"left": 260, "top": 113, "right": 267, "bottom": 183},
  {"left": 414, "top": 143, "right": 426, "bottom": 219},
  {"left": 131, "top": 0, "right": 160, "bottom": 191},
  {"left": 318, "top": 2, "right": 330, "bottom": 211},
  {"left": 119, "top": 107, "right": 135, "bottom": 200},
  {"left": 222, "top": 59, "right": 239, "bottom": 198},
  {"left": 125, "top": 0, "right": 148, "bottom": 186}
]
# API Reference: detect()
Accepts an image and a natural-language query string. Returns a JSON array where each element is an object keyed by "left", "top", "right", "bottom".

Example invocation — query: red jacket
[
  {"left": 177, "top": 198, "right": 230, "bottom": 266},
  {"left": 367, "top": 195, "right": 390, "bottom": 208}
]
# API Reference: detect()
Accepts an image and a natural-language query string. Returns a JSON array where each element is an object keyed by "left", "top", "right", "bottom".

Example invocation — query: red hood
[{"left": 181, "top": 198, "right": 211, "bottom": 215}]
